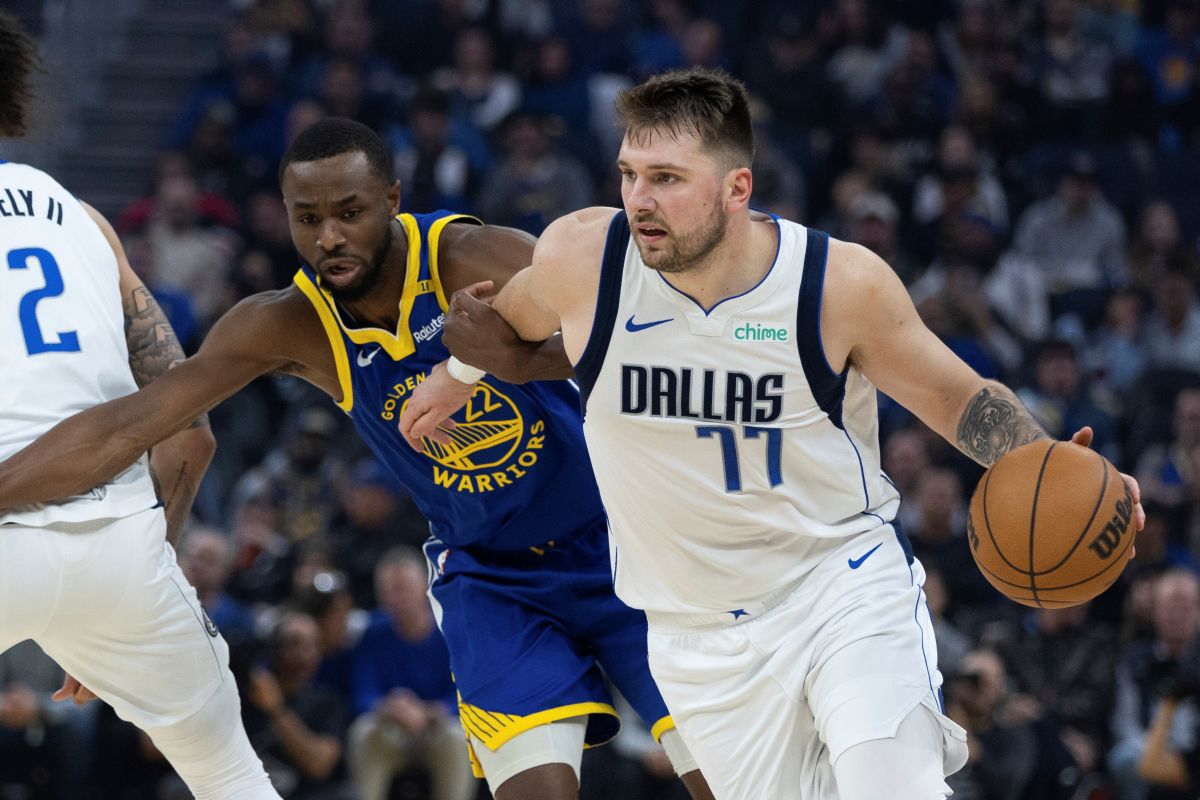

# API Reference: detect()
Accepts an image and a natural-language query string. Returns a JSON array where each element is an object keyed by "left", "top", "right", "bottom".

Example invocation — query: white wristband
[{"left": 446, "top": 356, "right": 486, "bottom": 385}]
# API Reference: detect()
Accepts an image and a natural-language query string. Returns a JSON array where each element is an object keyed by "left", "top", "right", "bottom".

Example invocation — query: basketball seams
[
  {"left": 1027, "top": 442, "right": 1058, "bottom": 607},
  {"left": 973, "top": 529, "right": 1131, "bottom": 592},
  {"left": 1030, "top": 449, "right": 1109, "bottom": 576},
  {"left": 980, "top": 458, "right": 1032, "bottom": 576}
]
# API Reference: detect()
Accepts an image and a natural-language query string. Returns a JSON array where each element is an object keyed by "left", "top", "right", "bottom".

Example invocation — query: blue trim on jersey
[
  {"left": 576, "top": 211, "right": 630, "bottom": 411},
  {"left": 892, "top": 514, "right": 915, "bottom": 565},
  {"left": 796, "top": 229, "right": 847, "bottom": 429},
  {"left": 653, "top": 211, "right": 783, "bottom": 317},
  {"left": 906, "top": 559, "right": 942, "bottom": 712}
]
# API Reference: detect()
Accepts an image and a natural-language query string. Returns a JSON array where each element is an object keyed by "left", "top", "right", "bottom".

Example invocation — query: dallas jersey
[
  {"left": 295, "top": 211, "right": 606, "bottom": 550},
  {"left": 577, "top": 211, "right": 902, "bottom": 615},
  {"left": 0, "top": 160, "right": 157, "bottom": 526}
]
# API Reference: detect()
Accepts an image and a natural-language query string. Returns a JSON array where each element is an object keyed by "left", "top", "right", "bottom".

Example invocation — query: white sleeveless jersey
[
  {"left": 0, "top": 161, "right": 156, "bottom": 525},
  {"left": 577, "top": 212, "right": 901, "bottom": 615}
]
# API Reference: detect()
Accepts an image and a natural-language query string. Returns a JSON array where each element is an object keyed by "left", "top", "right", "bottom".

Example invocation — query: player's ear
[
  {"left": 726, "top": 166, "right": 752, "bottom": 210},
  {"left": 386, "top": 180, "right": 401, "bottom": 216}
]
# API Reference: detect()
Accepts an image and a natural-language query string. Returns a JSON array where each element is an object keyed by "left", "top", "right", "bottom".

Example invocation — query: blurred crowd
[{"left": 4, "top": 0, "right": 1200, "bottom": 798}]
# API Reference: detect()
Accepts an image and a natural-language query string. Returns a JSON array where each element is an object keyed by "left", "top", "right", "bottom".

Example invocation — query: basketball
[{"left": 967, "top": 440, "right": 1135, "bottom": 608}]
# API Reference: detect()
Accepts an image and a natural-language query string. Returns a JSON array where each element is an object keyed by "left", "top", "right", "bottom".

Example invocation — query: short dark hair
[
  {"left": 0, "top": 10, "right": 40, "bottom": 138},
  {"left": 279, "top": 117, "right": 394, "bottom": 184},
  {"left": 615, "top": 68, "right": 754, "bottom": 169}
]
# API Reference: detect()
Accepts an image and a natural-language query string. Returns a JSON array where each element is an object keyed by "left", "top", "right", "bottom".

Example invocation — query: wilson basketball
[{"left": 966, "top": 440, "right": 1134, "bottom": 608}]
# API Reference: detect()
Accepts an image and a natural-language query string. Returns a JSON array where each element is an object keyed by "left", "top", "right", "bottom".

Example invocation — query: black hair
[
  {"left": 0, "top": 10, "right": 40, "bottom": 138},
  {"left": 278, "top": 117, "right": 394, "bottom": 184}
]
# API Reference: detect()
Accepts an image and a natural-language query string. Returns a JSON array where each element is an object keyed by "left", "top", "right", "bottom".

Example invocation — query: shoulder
[
  {"left": 439, "top": 219, "right": 536, "bottom": 264},
  {"left": 823, "top": 237, "right": 897, "bottom": 301},
  {"left": 536, "top": 206, "right": 621, "bottom": 263}
]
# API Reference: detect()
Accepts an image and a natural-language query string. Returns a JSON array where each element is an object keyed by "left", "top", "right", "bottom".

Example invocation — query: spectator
[
  {"left": 391, "top": 88, "right": 480, "bottom": 213},
  {"left": 1030, "top": 0, "right": 1114, "bottom": 140},
  {"left": 0, "top": 641, "right": 97, "bottom": 800},
  {"left": 1129, "top": 200, "right": 1200, "bottom": 291},
  {"left": 1017, "top": 338, "right": 1123, "bottom": 463},
  {"left": 945, "top": 649, "right": 1038, "bottom": 800},
  {"left": 1137, "top": 387, "right": 1200, "bottom": 508},
  {"left": 1010, "top": 151, "right": 1128, "bottom": 326},
  {"left": 476, "top": 111, "right": 595, "bottom": 234},
  {"left": 1133, "top": 0, "right": 1200, "bottom": 144},
  {"left": 179, "top": 526, "right": 257, "bottom": 640},
  {"left": 845, "top": 190, "right": 919, "bottom": 284},
  {"left": 987, "top": 605, "right": 1118, "bottom": 790},
  {"left": 1144, "top": 270, "right": 1200, "bottom": 373},
  {"left": 140, "top": 171, "right": 239, "bottom": 327},
  {"left": 291, "top": 569, "right": 367, "bottom": 702},
  {"left": 432, "top": 27, "right": 522, "bottom": 133},
  {"left": 347, "top": 548, "right": 472, "bottom": 800},
  {"left": 245, "top": 611, "right": 353, "bottom": 799},
  {"left": 232, "top": 405, "right": 346, "bottom": 545},
  {"left": 1085, "top": 290, "right": 1149, "bottom": 396},
  {"left": 1111, "top": 569, "right": 1200, "bottom": 800}
]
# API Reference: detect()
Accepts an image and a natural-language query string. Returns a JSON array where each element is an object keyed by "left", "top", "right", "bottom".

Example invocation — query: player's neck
[{"left": 659, "top": 215, "right": 778, "bottom": 311}]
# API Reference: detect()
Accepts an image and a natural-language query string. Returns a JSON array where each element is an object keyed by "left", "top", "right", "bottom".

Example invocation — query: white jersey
[
  {"left": 0, "top": 160, "right": 156, "bottom": 525},
  {"left": 578, "top": 211, "right": 901, "bottom": 615}
]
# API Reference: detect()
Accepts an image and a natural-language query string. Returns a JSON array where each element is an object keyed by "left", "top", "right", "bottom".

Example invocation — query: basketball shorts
[
  {"left": 644, "top": 522, "right": 969, "bottom": 799},
  {"left": 0, "top": 506, "right": 229, "bottom": 729},
  {"left": 424, "top": 522, "right": 675, "bottom": 777}
]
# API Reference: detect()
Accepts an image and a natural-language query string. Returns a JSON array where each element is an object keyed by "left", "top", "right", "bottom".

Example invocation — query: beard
[
  {"left": 319, "top": 224, "right": 393, "bottom": 303},
  {"left": 634, "top": 199, "right": 728, "bottom": 275}
]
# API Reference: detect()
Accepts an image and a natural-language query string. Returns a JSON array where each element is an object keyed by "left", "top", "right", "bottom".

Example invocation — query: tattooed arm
[
  {"left": 821, "top": 239, "right": 1048, "bottom": 467},
  {"left": 86, "top": 204, "right": 215, "bottom": 546},
  {"left": 954, "top": 385, "right": 1049, "bottom": 467}
]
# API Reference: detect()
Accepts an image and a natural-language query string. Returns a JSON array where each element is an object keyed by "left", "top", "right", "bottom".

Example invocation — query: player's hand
[
  {"left": 399, "top": 360, "right": 474, "bottom": 452},
  {"left": 52, "top": 673, "right": 97, "bottom": 706},
  {"left": 443, "top": 280, "right": 529, "bottom": 384},
  {"left": 1070, "top": 426, "right": 1144, "bottom": 557}
]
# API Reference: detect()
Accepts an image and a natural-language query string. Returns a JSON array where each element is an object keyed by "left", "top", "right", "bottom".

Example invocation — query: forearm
[
  {"left": 150, "top": 426, "right": 215, "bottom": 547},
  {"left": 1138, "top": 700, "right": 1189, "bottom": 788},
  {"left": 0, "top": 404, "right": 162, "bottom": 510},
  {"left": 468, "top": 334, "right": 573, "bottom": 384},
  {"left": 268, "top": 706, "right": 341, "bottom": 780},
  {"left": 953, "top": 381, "right": 1050, "bottom": 468}
]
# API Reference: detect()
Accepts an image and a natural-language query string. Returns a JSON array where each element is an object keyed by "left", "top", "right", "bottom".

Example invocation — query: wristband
[{"left": 447, "top": 356, "right": 486, "bottom": 384}]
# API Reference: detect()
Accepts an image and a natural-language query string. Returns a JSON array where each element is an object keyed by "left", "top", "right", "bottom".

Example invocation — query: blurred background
[{"left": 2, "top": 0, "right": 1200, "bottom": 798}]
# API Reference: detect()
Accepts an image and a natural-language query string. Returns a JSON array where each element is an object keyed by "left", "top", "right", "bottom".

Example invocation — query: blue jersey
[{"left": 294, "top": 210, "right": 606, "bottom": 550}]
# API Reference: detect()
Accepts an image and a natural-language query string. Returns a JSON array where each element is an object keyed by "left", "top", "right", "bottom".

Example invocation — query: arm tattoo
[
  {"left": 123, "top": 286, "right": 208, "bottom": 429},
  {"left": 955, "top": 386, "right": 1048, "bottom": 467}
]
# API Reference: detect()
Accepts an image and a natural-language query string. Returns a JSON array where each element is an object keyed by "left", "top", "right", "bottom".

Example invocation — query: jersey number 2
[
  {"left": 7, "top": 247, "right": 81, "bottom": 355},
  {"left": 696, "top": 425, "right": 782, "bottom": 493}
]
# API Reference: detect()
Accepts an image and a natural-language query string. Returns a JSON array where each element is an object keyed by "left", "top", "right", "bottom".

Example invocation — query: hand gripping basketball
[{"left": 966, "top": 427, "right": 1143, "bottom": 608}]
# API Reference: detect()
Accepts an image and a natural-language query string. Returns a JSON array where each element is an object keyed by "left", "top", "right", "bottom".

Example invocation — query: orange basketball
[{"left": 966, "top": 440, "right": 1135, "bottom": 608}]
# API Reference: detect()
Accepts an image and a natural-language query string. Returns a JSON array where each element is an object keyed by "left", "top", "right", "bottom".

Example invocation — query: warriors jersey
[
  {"left": 295, "top": 210, "right": 606, "bottom": 550},
  {"left": 0, "top": 161, "right": 157, "bottom": 526},
  {"left": 577, "top": 211, "right": 902, "bottom": 615}
]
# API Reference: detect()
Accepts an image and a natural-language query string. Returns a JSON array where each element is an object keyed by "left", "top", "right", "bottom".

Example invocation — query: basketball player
[
  {"left": 0, "top": 11, "right": 281, "bottom": 799},
  {"left": 0, "top": 117, "right": 710, "bottom": 800},
  {"left": 400, "top": 68, "right": 1147, "bottom": 799}
]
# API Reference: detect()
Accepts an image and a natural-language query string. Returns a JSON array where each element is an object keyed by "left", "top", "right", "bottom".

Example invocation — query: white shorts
[
  {"left": 645, "top": 525, "right": 968, "bottom": 800},
  {"left": 0, "top": 507, "right": 229, "bottom": 729}
]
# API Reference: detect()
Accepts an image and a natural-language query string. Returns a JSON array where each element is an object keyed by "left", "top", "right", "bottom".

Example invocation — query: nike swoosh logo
[
  {"left": 625, "top": 315, "right": 673, "bottom": 332},
  {"left": 848, "top": 542, "right": 883, "bottom": 570},
  {"left": 357, "top": 347, "right": 381, "bottom": 367}
]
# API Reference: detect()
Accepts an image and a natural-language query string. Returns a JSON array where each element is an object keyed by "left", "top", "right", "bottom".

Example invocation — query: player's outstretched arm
[
  {"left": 86, "top": 203, "right": 215, "bottom": 545},
  {"left": 825, "top": 239, "right": 1145, "bottom": 534},
  {"left": 0, "top": 295, "right": 289, "bottom": 513},
  {"left": 822, "top": 239, "right": 1047, "bottom": 466}
]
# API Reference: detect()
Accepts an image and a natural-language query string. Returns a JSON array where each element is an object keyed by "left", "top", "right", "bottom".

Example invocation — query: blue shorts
[{"left": 424, "top": 522, "right": 674, "bottom": 765}]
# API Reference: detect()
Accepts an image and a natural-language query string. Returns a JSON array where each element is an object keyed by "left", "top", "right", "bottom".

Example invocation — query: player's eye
[
  {"left": 297, "top": 215, "right": 318, "bottom": 225},
  {"left": 343, "top": 209, "right": 361, "bottom": 220},
  {"left": 656, "top": 173, "right": 677, "bottom": 184}
]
